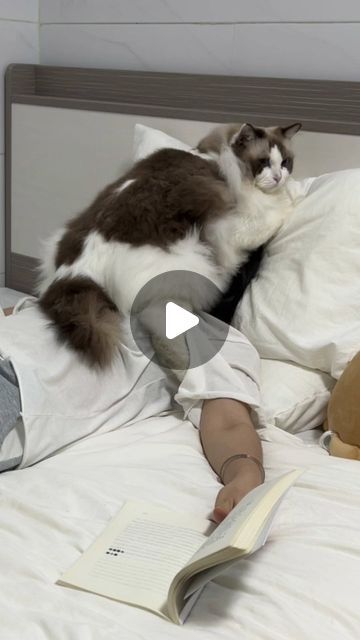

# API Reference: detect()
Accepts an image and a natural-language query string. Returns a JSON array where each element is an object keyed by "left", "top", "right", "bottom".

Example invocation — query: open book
[{"left": 58, "top": 469, "right": 302, "bottom": 624}]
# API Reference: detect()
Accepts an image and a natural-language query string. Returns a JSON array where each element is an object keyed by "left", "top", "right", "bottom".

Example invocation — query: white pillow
[
  {"left": 237, "top": 169, "right": 360, "bottom": 380},
  {"left": 259, "top": 359, "right": 334, "bottom": 433},
  {"left": 133, "top": 124, "right": 191, "bottom": 162}
]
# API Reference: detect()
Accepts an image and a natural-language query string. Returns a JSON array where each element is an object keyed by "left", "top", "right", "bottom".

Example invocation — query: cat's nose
[{"left": 273, "top": 174, "right": 281, "bottom": 183}]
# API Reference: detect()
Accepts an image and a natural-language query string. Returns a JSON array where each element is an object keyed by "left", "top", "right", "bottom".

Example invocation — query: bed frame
[{"left": 5, "top": 64, "right": 360, "bottom": 293}]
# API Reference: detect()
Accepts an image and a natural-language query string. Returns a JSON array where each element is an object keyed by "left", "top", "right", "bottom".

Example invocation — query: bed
[{"left": 1, "top": 64, "right": 360, "bottom": 639}]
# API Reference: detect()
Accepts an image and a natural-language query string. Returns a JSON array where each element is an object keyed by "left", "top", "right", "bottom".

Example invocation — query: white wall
[
  {"left": 0, "top": 1, "right": 39, "bottom": 286},
  {"left": 39, "top": 1, "right": 360, "bottom": 80}
]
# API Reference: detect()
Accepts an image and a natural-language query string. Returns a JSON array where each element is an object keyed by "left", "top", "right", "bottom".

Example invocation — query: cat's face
[{"left": 231, "top": 123, "right": 301, "bottom": 192}]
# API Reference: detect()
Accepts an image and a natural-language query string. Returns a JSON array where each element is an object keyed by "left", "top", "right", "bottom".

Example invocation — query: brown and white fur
[
  {"left": 37, "top": 122, "right": 301, "bottom": 368},
  {"left": 198, "top": 122, "right": 302, "bottom": 274}
]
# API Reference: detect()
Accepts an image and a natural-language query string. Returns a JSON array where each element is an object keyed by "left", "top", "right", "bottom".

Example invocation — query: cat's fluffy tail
[{"left": 39, "top": 275, "right": 121, "bottom": 368}]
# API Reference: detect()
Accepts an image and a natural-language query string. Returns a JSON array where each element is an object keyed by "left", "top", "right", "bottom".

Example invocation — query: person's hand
[{"left": 212, "top": 466, "right": 263, "bottom": 524}]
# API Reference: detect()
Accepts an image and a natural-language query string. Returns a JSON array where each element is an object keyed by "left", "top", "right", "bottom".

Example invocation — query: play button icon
[
  {"left": 130, "top": 270, "right": 230, "bottom": 370},
  {"left": 165, "top": 302, "right": 199, "bottom": 339}
]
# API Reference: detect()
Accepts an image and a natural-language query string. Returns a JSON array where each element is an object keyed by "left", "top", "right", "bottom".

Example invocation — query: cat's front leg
[{"left": 218, "top": 146, "right": 243, "bottom": 201}]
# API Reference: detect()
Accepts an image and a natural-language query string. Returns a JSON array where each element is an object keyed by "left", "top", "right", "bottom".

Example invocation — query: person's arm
[{"left": 199, "top": 398, "right": 263, "bottom": 523}]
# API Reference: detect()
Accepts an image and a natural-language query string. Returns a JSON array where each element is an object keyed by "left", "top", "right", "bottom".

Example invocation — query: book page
[
  {"left": 184, "top": 496, "right": 284, "bottom": 598},
  {"left": 186, "top": 470, "right": 302, "bottom": 567},
  {"left": 178, "top": 586, "right": 206, "bottom": 624},
  {"left": 58, "top": 501, "right": 211, "bottom": 616}
]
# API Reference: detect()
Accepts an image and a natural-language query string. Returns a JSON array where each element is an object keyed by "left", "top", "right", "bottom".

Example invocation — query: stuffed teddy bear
[{"left": 323, "top": 352, "right": 360, "bottom": 460}]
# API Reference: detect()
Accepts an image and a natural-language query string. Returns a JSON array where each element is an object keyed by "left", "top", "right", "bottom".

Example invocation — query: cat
[
  {"left": 202, "top": 121, "right": 302, "bottom": 324},
  {"left": 37, "top": 122, "right": 301, "bottom": 368}
]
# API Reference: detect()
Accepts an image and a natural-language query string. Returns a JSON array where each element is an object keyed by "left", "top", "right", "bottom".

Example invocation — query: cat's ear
[
  {"left": 238, "top": 123, "right": 257, "bottom": 144},
  {"left": 233, "top": 123, "right": 261, "bottom": 148},
  {"left": 281, "top": 123, "right": 302, "bottom": 139}
]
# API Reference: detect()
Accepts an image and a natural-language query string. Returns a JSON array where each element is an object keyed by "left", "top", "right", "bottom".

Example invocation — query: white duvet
[{"left": 0, "top": 413, "right": 359, "bottom": 640}]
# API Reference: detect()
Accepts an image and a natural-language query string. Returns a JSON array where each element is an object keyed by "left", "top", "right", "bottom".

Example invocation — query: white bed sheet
[{"left": 0, "top": 413, "right": 359, "bottom": 640}]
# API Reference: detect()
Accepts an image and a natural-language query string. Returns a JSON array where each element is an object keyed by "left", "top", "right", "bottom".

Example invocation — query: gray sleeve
[{"left": 0, "top": 359, "right": 22, "bottom": 472}]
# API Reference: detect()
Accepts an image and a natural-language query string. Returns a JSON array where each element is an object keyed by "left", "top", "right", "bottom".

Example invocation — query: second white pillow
[
  {"left": 237, "top": 170, "right": 360, "bottom": 380},
  {"left": 259, "top": 359, "right": 334, "bottom": 433}
]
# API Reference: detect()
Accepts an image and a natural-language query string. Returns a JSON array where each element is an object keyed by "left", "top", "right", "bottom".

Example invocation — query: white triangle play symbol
[{"left": 165, "top": 302, "right": 199, "bottom": 339}]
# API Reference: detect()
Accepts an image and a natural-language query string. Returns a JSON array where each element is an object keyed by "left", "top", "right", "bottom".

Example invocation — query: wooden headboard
[{"left": 5, "top": 64, "right": 360, "bottom": 293}]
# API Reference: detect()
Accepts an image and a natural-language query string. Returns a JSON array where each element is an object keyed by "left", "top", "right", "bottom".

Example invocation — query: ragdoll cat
[
  {"left": 203, "top": 121, "right": 303, "bottom": 324},
  {"left": 37, "top": 121, "right": 301, "bottom": 368}
]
